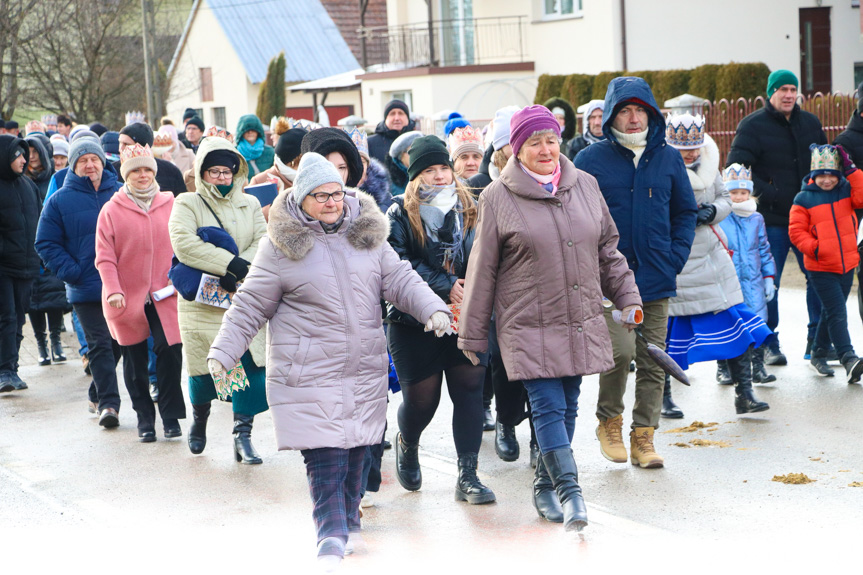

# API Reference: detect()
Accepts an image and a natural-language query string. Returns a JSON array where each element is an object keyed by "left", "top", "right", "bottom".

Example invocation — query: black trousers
[
  {"left": 0, "top": 274, "right": 33, "bottom": 374},
  {"left": 120, "top": 303, "right": 186, "bottom": 430},
  {"left": 73, "top": 302, "right": 122, "bottom": 411},
  {"left": 29, "top": 309, "right": 64, "bottom": 339},
  {"left": 486, "top": 318, "right": 529, "bottom": 427}
]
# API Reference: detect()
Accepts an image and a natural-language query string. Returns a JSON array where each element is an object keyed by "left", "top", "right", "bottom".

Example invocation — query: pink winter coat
[
  {"left": 208, "top": 189, "right": 449, "bottom": 451},
  {"left": 95, "top": 189, "right": 181, "bottom": 346}
]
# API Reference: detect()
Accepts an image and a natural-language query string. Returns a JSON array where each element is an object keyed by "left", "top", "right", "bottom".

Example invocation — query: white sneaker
[
  {"left": 317, "top": 555, "right": 342, "bottom": 573},
  {"left": 360, "top": 493, "right": 374, "bottom": 508},
  {"left": 345, "top": 531, "right": 365, "bottom": 555}
]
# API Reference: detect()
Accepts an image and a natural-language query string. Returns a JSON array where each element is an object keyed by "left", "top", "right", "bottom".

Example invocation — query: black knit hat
[
  {"left": 300, "top": 127, "right": 363, "bottom": 187},
  {"left": 200, "top": 149, "right": 240, "bottom": 176},
  {"left": 384, "top": 99, "right": 410, "bottom": 119},
  {"left": 89, "top": 122, "right": 109, "bottom": 137},
  {"left": 275, "top": 128, "right": 305, "bottom": 164},
  {"left": 120, "top": 122, "right": 154, "bottom": 147},
  {"left": 186, "top": 116, "right": 205, "bottom": 132},
  {"left": 407, "top": 135, "right": 452, "bottom": 181},
  {"left": 183, "top": 108, "right": 197, "bottom": 122}
]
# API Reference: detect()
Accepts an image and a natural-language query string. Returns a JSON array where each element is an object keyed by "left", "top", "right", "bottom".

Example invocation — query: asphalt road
[{"left": 3, "top": 285, "right": 863, "bottom": 574}]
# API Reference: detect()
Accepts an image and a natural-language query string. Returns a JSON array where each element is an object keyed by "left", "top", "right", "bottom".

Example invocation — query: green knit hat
[
  {"left": 407, "top": 135, "right": 452, "bottom": 181},
  {"left": 767, "top": 69, "right": 798, "bottom": 97}
]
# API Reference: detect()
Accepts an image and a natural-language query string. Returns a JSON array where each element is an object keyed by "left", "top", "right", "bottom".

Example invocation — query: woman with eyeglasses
[
  {"left": 168, "top": 136, "right": 269, "bottom": 463},
  {"left": 386, "top": 135, "right": 496, "bottom": 505},
  {"left": 208, "top": 152, "right": 450, "bottom": 568}
]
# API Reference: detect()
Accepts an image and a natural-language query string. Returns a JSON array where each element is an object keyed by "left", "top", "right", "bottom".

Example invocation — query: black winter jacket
[
  {"left": 112, "top": 157, "right": 187, "bottom": 197},
  {"left": 0, "top": 135, "right": 42, "bottom": 279},
  {"left": 833, "top": 112, "right": 863, "bottom": 167},
  {"left": 24, "top": 136, "right": 54, "bottom": 200},
  {"left": 385, "top": 195, "right": 475, "bottom": 326},
  {"left": 367, "top": 119, "right": 417, "bottom": 164},
  {"left": 359, "top": 157, "right": 394, "bottom": 213},
  {"left": 727, "top": 101, "right": 826, "bottom": 227}
]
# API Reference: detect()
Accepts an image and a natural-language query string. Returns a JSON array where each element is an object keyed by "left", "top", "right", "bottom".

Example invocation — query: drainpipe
[{"left": 620, "top": 0, "right": 627, "bottom": 70}]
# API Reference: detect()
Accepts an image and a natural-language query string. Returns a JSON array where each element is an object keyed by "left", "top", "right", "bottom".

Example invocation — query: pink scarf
[{"left": 520, "top": 162, "right": 562, "bottom": 195}]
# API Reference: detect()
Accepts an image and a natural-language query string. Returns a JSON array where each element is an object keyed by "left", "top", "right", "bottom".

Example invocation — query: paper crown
[
  {"left": 723, "top": 163, "right": 753, "bottom": 191},
  {"left": 41, "top": 114, "right": 57, "bottom": 129},
  {"left": 153, "top": 133, "right": 173, "bottom": 148},
  {"left": 447, "top": 125, "right": 484, "bottom": 159},
  {"left": 665, "top": 113, "right": 705, "bottom": 149},
  {"left": 125, "top": 111, "right": 146, "bottom": 126},
  {"left": 120, "top": 143, "right": 153, "bottom": 164},
  {"left": 25, "top": 120, "right": 46, "bottom": 135},
  {"left": 206, "top": 125, "right": 233, "bottom": 143},
  {"left": 346, "top": 127, "right": 368, "bottom": 157},
  {"left": 809, "top": 144, "right": 841, "bottom": 175}
]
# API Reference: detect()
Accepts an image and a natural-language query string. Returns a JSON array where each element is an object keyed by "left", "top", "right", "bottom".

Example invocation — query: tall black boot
[
  {"left": 395, "top": 431, "right": 422, "bottom": 491},
  {"left": 35, "top": 331, "right": 51, "bottom": 366},
  {"left": 660, "top": 374, "right": 683, "bottom": 419},
  {"left": 728, "top": 349, "right": 769, "bottom": 414},
  {"left": 533, "top": 455, "right": 563, "bottom": 522},
  {"left": 716, "top": 360, "right": 732, "bottom": 385},
  {"left": 751, "top": 345, "right": 776, "bottom": 383},
  {"left": 233, "top": 413, "right": 262, "bottom": 464},
  {"left": 541, "top": 449, "right": 588, "bottom": 532},
  {"left": 188, "top": 402, "right": 211, "bottom": 454},
  {"left": 49, "top": 326, "right": 66, "bottom": 362},
  {"left": 454, "top": 453, "right": 496, "bottom": 504}
]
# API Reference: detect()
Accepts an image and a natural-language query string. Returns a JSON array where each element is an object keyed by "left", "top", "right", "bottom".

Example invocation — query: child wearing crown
[
  {"left": 663, "top": 113, "right": 773, "bottom": 416},
  {"left": 719, "top": 163, "right": 778, "bottom": 386},
  {"left": 789, "top": 144, "right": 863, "bottom": 382}
]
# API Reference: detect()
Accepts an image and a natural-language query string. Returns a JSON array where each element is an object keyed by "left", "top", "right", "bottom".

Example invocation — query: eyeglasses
[
  {"left": 310, "top": 190, "right": 346, "bottom": 203},
  {"left": 206, "top": 168, "right": 234, "bottom": 179}
]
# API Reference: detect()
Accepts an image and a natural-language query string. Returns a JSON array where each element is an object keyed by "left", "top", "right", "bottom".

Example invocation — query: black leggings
[{"left": 397, "top": 363, "right": 486, "bottom": 456}]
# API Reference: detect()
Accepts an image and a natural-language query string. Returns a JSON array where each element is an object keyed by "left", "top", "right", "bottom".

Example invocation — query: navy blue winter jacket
[
  {"left": 35, "top": 168, "right": 121, "bottom": 304},
  {"left": 574, "top": 76, "right": 697, "bottom": 302}
]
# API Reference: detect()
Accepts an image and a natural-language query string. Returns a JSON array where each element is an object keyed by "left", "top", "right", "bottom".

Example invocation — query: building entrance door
[{"left": 799, "top": 7, "right": 832, "bottom": 95}]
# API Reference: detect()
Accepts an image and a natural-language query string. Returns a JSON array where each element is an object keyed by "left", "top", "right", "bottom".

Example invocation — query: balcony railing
[{"left": 359, "top": 16, "right": 527, "bottom": 71}]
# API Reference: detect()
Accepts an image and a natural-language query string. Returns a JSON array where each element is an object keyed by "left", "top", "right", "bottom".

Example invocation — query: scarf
[
  {"left": 300, "top": 204, "right": 346, "bottom": 234},
  {"left": 124, "top": 181, "right": 159, "bottom": 212},
  {"left": 611, "top": 126, "right": 649, "bottom": 168},
  {"left": 520, "top": 162, "right": 562, "bottom": 195},
  {"left": 583, "top": 130, "right": 604, "bottom": 145},
  {"left": 274, "top": 155, "right": 298, "bottom": 183},
  {"left": 731, "top": 198, "right": 757, "bottom": 218},
  {"left": 237, "top": 137, "right": 264, "bottom": 162},
  {"left": 418, "top": 183, "right": 464, "bottom": 269},
  {"left": 216, "top": 184, "right": 232, "bottom": 197}
]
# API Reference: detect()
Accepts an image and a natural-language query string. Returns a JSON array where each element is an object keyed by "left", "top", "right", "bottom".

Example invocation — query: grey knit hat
[
  {"left": 389, "top": 130, "right": 424, "bottom": 160},
  {"left": 69, "top": 138, "right": 106, "bottom": 169},
  {"left": 292, "top": 152, "right": 344, "bottom": 205}
]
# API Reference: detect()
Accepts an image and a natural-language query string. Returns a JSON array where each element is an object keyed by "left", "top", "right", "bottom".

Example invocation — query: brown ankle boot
[
  {"left": 630, "top": 427, "right": 664, "bottom": 468},
  {"left": 596, "top": 415, "right": 627, "bottom": 463}
]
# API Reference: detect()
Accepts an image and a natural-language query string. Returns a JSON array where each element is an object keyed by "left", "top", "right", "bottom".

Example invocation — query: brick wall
[{"left": 319, "top": 0, "right": 388, "bottom": 67}]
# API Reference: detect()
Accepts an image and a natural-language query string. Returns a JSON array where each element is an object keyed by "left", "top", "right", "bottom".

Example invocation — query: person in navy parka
[
  {"left": 35, "top": 138, "right": 125, "bottom": 427},
  {"left": 574, "top": 76, "right": 697, "bottom": 469}
]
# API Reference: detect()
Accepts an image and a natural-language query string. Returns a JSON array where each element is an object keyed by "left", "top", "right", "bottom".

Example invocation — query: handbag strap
[
  {"left": 709, "top": 225, "right": 731, "bottom": 255},
  {"left": 198, "top": 193, "right": 225, "bottom": 229}
]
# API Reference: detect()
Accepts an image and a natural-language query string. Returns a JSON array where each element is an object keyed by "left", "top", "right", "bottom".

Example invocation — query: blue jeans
[
  {"left": 810, "top": 270, "right": 855, "bottom": 359},
  {"left": 523, "top": 376, "right": 582, "bottom": 454},
  {"left": 147, "top": 335, "right": 157, "bottom": 384},
  {"left": 72, "top": 309, "right": 88, "bottom": 356},
  {"left": 765, "top": 226, "right": 822, "bottom": 342}
]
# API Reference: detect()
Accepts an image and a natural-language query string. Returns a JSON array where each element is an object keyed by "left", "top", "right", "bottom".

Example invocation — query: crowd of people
[{"left": 2, "top": 67, "right": 863, "bottom": 570}]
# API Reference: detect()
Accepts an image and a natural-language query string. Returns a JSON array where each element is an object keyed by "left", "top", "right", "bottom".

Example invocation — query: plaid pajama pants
[{"left": 302, "top": 446, "right": 366, "bottom": 544}]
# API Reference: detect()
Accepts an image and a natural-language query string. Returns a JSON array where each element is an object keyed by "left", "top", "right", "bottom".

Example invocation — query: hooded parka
[
  {"left": 0, "top": 136, "right": 41, "bottom": 280},
  {"left": 208, "top": 190, "right": 448, "bottom": 451},
  {"left": 168, "top": 137, "right": 268, "bottom": 377}
]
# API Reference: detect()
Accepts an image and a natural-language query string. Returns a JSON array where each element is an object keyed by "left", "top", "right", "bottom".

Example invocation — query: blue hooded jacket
[
  {"left": 35, "top": 167, "right": 121, "bottom": 304},
  {"left": 719, "top": 209, "right": 776, "bottom": 322},
  {"left": 574, "top": 76, "right": 697, "bottom": 302}
]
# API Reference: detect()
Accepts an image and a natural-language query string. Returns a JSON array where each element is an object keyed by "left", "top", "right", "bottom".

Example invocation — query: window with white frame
[
  {"left": 385, "top": 91, "right": 413, "bottom": 112},
  {"left": 543, "top": 0, "right": 580, "bottom": 18}
]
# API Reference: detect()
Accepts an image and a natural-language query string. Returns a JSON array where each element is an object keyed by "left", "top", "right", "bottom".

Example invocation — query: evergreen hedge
[{"left": 535, "top": 62, "right": 771, "bottom": 109}]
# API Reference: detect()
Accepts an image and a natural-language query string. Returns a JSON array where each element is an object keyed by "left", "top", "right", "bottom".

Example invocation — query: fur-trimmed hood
[
  {"left": 359, "top": 157, "right": 393, "bottom": 212},
  {"left": 267, "top": 187, "right": 390, "bottom": 260}
]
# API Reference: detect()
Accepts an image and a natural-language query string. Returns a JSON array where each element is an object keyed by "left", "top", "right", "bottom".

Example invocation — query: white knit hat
[
  {"left": 492, "top": 105, "right": 520, "bottom": 151},
  {"left": 292, "top": 152, "right": 344, "bottom": 205}
]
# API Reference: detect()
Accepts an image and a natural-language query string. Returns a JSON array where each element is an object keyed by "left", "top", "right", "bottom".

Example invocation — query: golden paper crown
[{"left": 809, "top": 145, "right": 841, "bottom": 174}]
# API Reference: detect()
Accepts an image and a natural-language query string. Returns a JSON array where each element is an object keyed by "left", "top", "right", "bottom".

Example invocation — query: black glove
[
  {"left": 219, "top": 273, "right": 238, "bottom": 293},
  {"left": 696, "top": 204, "right": 716, "bottom": 225},
  {"left": 226, "top": 257, "right": 250, "bottom": 281}
]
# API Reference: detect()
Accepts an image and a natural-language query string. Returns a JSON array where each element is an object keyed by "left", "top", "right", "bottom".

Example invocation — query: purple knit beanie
[{"left": 510, "top": 105, "right": 561, "bottom": 158}]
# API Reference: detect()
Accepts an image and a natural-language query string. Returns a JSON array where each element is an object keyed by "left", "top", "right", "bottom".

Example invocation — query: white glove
[
  {"left": 208, "top": 358, "right": 227, "bottom": 381},
  {"left": 425, "top": 311, "right": 451, "bottom": 337},
  {"left": 764, "top": 277, "right": 776, "bottom": 302}
]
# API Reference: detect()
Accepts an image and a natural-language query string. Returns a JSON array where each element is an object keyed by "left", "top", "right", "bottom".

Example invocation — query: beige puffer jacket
[
  {"left": 168, "top": 137, "right": 268, "bottom": 376},
  {"left": 458, "top": 155, "right": 642, "bottom": 381},
  {"left": 208, "top": 190, "right": 448, "bottom": 451}
]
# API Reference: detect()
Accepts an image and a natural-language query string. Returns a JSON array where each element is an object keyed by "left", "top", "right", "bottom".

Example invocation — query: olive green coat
[{"left": 168, "top": 137, "right": 268, "bottom": 376}]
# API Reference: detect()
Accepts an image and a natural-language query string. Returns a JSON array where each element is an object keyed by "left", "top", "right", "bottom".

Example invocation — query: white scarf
[
  {"left": 274, "top": 155, "right": 298, "bottom": 182},
  {"left": 420, "top": 183, "right": 458, "bottom": 215},
  {"left": 611, "top": 126, "right": 649, "bottom": 168},
  {"left": 731, "top": 198, "right": 757, "bottom": 218}
]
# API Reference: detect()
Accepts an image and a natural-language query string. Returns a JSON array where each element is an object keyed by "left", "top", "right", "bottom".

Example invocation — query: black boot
[
  {"left": 494, "top": 419, "right": 519, "bottom": 462},
  {"left": 716, "top": 360, "right": 732, "bottom": 385},
  {"left": 395, "top": 431, "right": 421, "bottom": 491},
  {"left": 841, "top": 353, "right": 863, "bottom": 384},
  {"left": 533, "top": 456, "right": 563, "bottom": 522},
  {"left": 661, "top": 374, "right": 683, "bottom": 419},
  {"left": 729, "top": 349, "right": 769, "bottom": 414},
  {"left": 541, "top": 449, "right": 588, "bottom": 532},
  {"left": 454, "top": 453, "right": 496, "bottom": 504},
  {"left": 482, "top": 407, "right": 495, "bottom": 431},
  {"left": 232, "top": 414, "right": 262, "bottom": 464},
  {"left": 751, "top": 345, "right": 776, "bottom": 383},
  {"left": 36, "top": 332, "right": 51, "bottom": 366},
  {"left": 188, "top": 402, "right": 211, "bottom": 454},
  {"left": 49, "top": 327, "right": 66, "bottom": 362}
]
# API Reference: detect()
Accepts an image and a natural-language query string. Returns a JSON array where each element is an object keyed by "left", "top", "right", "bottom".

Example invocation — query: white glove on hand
[
  {"left": 764, "top": 277, "right": 776, "bottom": 302},
  {"left": 463, "top": 350, "right": 480, "bottom": 366},
  {"left": 208, "top": 358, "right": 227, "bottom": 381},
  {"left": 425, "top": 311, "right": 451, "bottom": 337}
]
